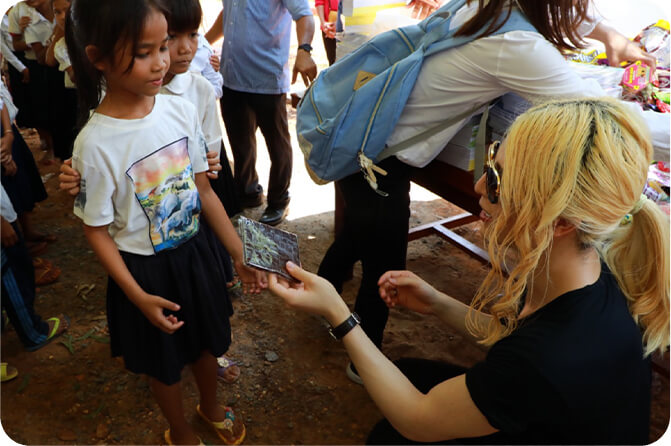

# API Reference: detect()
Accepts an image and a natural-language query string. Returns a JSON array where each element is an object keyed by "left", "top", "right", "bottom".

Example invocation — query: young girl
[
  {"left": 270, "top": 97, "right": 669, "bottom": 444},
  {"left": 65, "top": 0, "right": 265, "bottom": 444},
  {"left": 44, "top": 0, "right": 77, "bottom": 161}
]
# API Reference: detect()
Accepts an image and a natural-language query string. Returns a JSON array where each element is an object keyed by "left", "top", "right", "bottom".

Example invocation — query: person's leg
[
  {"left": 322, "top": 32, "right": 336, "bottom": 66},
  {"left": 220, "top": 87, "right": 263, "bottom": 206},
  {"left": 352, "top": 158, "right": 411, "bottom": 349},
  {"left": 250, "top": 92, "right": 292, "bottom": 210},
  {"left": 366, "top": 358, "right": 467, "bottom": 445},
  {"left": 191, "top": 351, "right": 246, "bottom": 442},
  {"left": 149, "top": 377, "right": 200, "bottom": 445},
  {"left": 0, "top": 222, "right": 49, "bottom": 347}
]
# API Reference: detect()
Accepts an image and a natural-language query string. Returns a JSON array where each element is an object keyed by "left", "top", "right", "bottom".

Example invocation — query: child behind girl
[
  {"left": 65, "top": 0, "right": 266, "bottom": 444},
  {"left": 44, "top": 0, "right": 77, "bottom": 161}
]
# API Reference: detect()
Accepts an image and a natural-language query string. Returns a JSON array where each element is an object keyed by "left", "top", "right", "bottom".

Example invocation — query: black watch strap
[
  {"left": 329, "top": 312, "right": 361, "bottom": 340},
  {"left": 298, "top": 43, "right": 313, "bottom": 54}
]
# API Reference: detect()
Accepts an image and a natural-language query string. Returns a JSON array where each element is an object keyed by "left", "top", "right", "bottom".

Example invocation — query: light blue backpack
[{"left": 296, "top": 0, "right": 535, "bottom": 194}]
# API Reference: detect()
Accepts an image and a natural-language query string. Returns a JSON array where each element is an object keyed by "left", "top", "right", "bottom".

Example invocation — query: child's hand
[
  {"left": 209, "top": 54, "right": 220, "bottom": 72},
  {"left": 234, "top": 260, "right": 267, "bottom": 294},
  {"left": 21, "top": 68, "right": 29, "bottom": 83},
  {"left": 18, "top": 16, "right": 31, "bottom": 32},
  {"left": 206, "top": 150, "right": 222, "bottom": 179},
  {"left": 59, "top": 158, "right": 81, "bottom": 196},
  {"left": 2, "top": 159, "right": 17, "bottom": 176},
  {"left": 136, "top": 292, "right": 184, "bottom": 334}
]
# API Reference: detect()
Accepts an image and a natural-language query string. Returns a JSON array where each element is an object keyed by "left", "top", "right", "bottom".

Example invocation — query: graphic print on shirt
[{"left": 126, "top": 137, "right": 201, "bottom": 253}]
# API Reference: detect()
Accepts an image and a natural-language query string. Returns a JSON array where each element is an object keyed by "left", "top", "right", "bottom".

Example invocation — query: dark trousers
[
  {"left": 220, "top": 86, "right": 292, "bottom": 209},
  {"left": 322, "top": 32, "right": 336, "bottom": 66},
  {"left": 1, "top": 222, "right": 49, "bottom": 348},
  {"left": 318, "top": 157, "right": 411, "bottom": 348}
]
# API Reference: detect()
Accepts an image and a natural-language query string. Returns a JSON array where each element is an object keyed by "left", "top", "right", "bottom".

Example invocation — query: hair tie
[
  {"left": 619, "top": 194, "right": 649, "bottom": 226},
  {"left": 631, "top": 194, "right": 649, "bottom": 215}
]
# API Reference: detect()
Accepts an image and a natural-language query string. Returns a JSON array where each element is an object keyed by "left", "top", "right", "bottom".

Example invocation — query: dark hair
[
  {"left": 455, "top": 0, "right": 591, "bottom": 52},
  {"left": 65, "top": 0, "right": 169, "bottom": 128},
  {"left": 163, "top": 0, "right": 202, "bottom": 34}
]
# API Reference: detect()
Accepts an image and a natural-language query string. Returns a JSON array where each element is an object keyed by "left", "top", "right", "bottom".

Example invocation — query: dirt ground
[{"left": 0, "top": 122, "right": 669, "bottom": 445}]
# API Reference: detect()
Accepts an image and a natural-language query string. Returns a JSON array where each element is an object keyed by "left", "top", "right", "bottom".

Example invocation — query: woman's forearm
[{"left": 431, "top": 292, "right": 491, "bottom": 347}]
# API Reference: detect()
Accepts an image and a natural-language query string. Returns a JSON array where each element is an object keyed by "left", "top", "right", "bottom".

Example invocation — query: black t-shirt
[{"left": 465, "top": 267, "right": 651, "bottom": 445}]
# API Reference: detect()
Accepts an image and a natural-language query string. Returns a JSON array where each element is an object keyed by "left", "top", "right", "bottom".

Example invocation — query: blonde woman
[{"left": 269, "top": 97, "right": 669, "bottom": 444}]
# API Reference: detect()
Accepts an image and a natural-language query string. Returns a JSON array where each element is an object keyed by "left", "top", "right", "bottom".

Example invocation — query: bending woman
[{"left": 270, "top": 97, "right": 669, "bottom": 444}]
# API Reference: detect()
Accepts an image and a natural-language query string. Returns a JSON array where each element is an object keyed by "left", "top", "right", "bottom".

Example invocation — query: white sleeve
[
  {"left": 72, "top": 142, "right": 116, "bottom": 227},
  {"left": 1, "top": 32, "right": 26, "bottom": 72},
  {"left": 7, "top": 8, "right": 21, "bottom": 35},
  {"left": 199, "top": 84, "right": 223, "bottom": 156},
  {"left": 200, "top": 61, "right": 223, "bottom": 99},
  {"left": 575, "top": 2, "right": 604, "bottom": 38},
  {"left": 53, "top": 38, "right": 71, "bottom": 71},
  {"left": 187, "top": 110, "right": 210, "bottom": 175}
]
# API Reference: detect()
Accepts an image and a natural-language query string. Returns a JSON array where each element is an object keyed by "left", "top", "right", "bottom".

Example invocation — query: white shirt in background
[
  {"left": 389, "top": 1, "right": 609, "bottom": 167},
  {"left": 53, "top": 37, "right": 74, "bottom": 88},
  {"left": 0, "top": 184, "right": 17, "bottom": 224},
  {"left": 0, "top": 81, "right": 18, "bottom": 123},
  {"left": 72, "top": 95, "right": 210, "bottom": 256},
  {"left": 161, "top": 70, "right": 222, "bottom": 155},
  {"left": 7, "top": 1, "right": 39, "bottom": 60},
  {"left": 189, "top": 34, "right": 223, "bottom": 99},
  {"left": 1, "top": 14, "right": 26, "bottom": 72}
]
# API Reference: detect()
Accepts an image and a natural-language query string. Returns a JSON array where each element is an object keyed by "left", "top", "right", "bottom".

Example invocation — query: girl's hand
[
  {"left": 18, "top": 16, "right": 31, "bottom": 32},
  {"left": 59, "top": 158, "right": 81, "bottom": 196},
  {"left": 2, "top": 159, "right": 17, "bottom": 176},
  {"left": 268, "top": 261, "right": 347, "bottom": 321},
  {"left": 0, "top": 133, "right": 13, "bottom": 156},
  {"left": 321, "top": 22, "right": 336, "bottom": 39},
  {"left": 378, "top": 270, "right": 440, "bottom": 315},
  {"left": 135, "top": 292, "right": 184, "bottom": 334},
  {"left": 234, "top": 260, "right": 267, "bottom": 294},
  {"left": 206, "top": 150, "right": 222, "bottom": 179},
  {"left": 21, "top": 68, "right": 29, "bottom": 83},
  {"left": 1, "top": 218, "right": 18, "bottom": 247},
  {"left": 209, "top": 54, "right": 220, "bottom": 72},
  {"left": 603, "top": 31, "right": 657, "bottom": 74},
  {"left": 407, "top": 0, "right": 441, "bottom": 20}
]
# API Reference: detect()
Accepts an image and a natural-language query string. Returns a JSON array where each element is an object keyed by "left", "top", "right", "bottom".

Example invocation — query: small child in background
[
  {"left": 45, "top": 0, "right": 77, "bottom": 161},
  {"left": 65, "top": 0, "right": 266, "bottom": 443},
  {"left": 189, "top": 33, "right": 223, "bottom": 99}
]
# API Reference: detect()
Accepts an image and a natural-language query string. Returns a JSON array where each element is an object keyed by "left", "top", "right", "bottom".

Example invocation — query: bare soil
[{"left": 0, "top": 127, "right": 668, "bottom": 445}]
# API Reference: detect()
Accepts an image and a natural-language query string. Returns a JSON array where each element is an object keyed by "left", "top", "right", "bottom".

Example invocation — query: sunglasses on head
[{"left": 485, "top": 140, "right": 501, "bottom": 204}]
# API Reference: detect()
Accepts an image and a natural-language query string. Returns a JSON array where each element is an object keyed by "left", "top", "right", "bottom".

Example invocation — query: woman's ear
[
  {"left": 85, "top": 45, "right": 106, "bottom": 71},
  {"left": 553, "top": 218, "right": 577, "bottom": 238}
]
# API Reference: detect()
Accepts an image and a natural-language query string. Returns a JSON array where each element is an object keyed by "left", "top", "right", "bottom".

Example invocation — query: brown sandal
[{"left": 35, "top": 262, "right": 61, "bottom": 286}]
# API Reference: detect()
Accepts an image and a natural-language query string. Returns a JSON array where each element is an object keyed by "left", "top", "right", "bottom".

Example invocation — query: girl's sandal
[
  {"left": 196, "top": 404, "right": 246, "bottom": 445},
  {"left": 217, "top": 355, "right": 241, "bottom": 383},
  {"left": 163, "top": 429, "right": 203, "bottom": 446},
  {"left": 1, "top": 362, "right": 18, "bottom": 382}
]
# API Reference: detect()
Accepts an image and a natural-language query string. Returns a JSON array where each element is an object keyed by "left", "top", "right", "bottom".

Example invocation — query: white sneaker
[{"left": 345, "top": 362, "right": 363, "bottom": 385}]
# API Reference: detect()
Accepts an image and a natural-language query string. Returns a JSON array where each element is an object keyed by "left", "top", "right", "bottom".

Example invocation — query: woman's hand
[
  {"left": 59, "top": 158, "right": 81, "bottom": 195},
  {"left": 268, "top": 261, "right": 349, "bottom": 324},
  {"left": 205, "top": 150, "right": 222, "bottom": 180},
  {"left": 135, "top": 292, "right": 184, "bottom": 334},
  {"left": 233, "top": 259, "right": 267, "bottom": 294},
  {"left": 321, "top": 21, "right": 336, "bottom": 39},
  {"left": 407, "top": 0, "right": 441, "bottom": 20},
  {"left": 604, "top": 33, "right": 657, "bottom": 72},
  {"left": 378, "top": 270, "right": 441, "bottom": 315}
]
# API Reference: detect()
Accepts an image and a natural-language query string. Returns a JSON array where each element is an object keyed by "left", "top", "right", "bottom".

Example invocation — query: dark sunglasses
[{"left": 485, "top": 140, "right": 501, "bottom": 204}]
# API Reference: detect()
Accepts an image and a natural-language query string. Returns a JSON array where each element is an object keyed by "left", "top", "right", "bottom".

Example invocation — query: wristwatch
[
  {"left": 298, "top": 43, "right": 313, "bottom": 54},
  {"left": 328, "top": 312, "right": 361, "bottom": 340}
]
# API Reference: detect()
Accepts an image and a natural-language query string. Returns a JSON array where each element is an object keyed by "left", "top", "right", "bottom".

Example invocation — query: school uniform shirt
[
  {"left": 386, "top": 1, "right": 656, "bottom": 167},
  {"left": 465, "top": 267, "right": 651, "bottom": 444},
  {"left": 160, "top": 71, "right": 221, "bottom": 155},
  {"left": 7, "top": 2, "right": 52, "bottom": 60},
  {"left": 53, "top": 37, "right": 74, "bottom": 89},
  {"left": 189, "top": 34, "right": 223, "bottom": 99},
  {"left": 0, "top": 184, "right": 17, "bottom": 224},
  {"left": 219, "top": 0, "right": 312, "bottom": 94},
  {"left": 72, "top": 95, "right": 209, "bottom": 256},
  {"left": 1, "top": 14, "right": 26, "bottom": 72}
]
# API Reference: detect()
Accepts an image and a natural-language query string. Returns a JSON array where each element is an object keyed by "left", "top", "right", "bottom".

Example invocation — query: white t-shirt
[
  {"left": 189, "top": 34, "right": 223, "bottom": 99},
  {"left": 23, "top": 8, "right": 53, "bottom": 48},
  {"left": 53, "top": 38, "right": 74, "bottom": 88},
  {"left": 161, "top": 71, "right": 221, "bottom": 155},
  {"left": 7, "top": 2, "right": 39, "bottom": 60},
  {"left": 72, "top": 95, "right": 210, "bottom": 256},
  {"left": 388, "top": 2, "right": 611, "bottom": 167},
  {"left": 0, "top": 81, "right": 18, "bottom": 123}
]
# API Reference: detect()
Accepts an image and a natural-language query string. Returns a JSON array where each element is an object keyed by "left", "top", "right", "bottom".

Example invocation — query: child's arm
[
  {"left": 59, "top": 158, "right": 81, "bottom": 195},
  {"left": 44, "top": 26, "right": 63, "bottom": 67},
  {"left": 83, "top": 224, "right": 185, "bottom": 334},
  {"left": 0, "top": 216, "right": 18, "bottom": 247},
  {"left": 194, "top": 172, "right": 267, "bottom": 293},
  {"left": 31, "top": 42, "right": 47, "bottom": 65}
]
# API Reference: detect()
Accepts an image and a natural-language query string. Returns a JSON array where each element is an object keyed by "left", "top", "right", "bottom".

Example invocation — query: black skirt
[
  {"left": 0, "top": 125, "right": 48, "bottom": 214},
  {"left": 106, "top": 227, "right": 234, "bottom": 385}
]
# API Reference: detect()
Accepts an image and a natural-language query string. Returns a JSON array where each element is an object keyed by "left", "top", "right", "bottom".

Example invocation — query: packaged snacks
[
  {"left": 633, "top": 20, "right": 670, "bottom": 69},
  {"left": 621, "top": 61, "right": 654, "bottom": 101}
]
